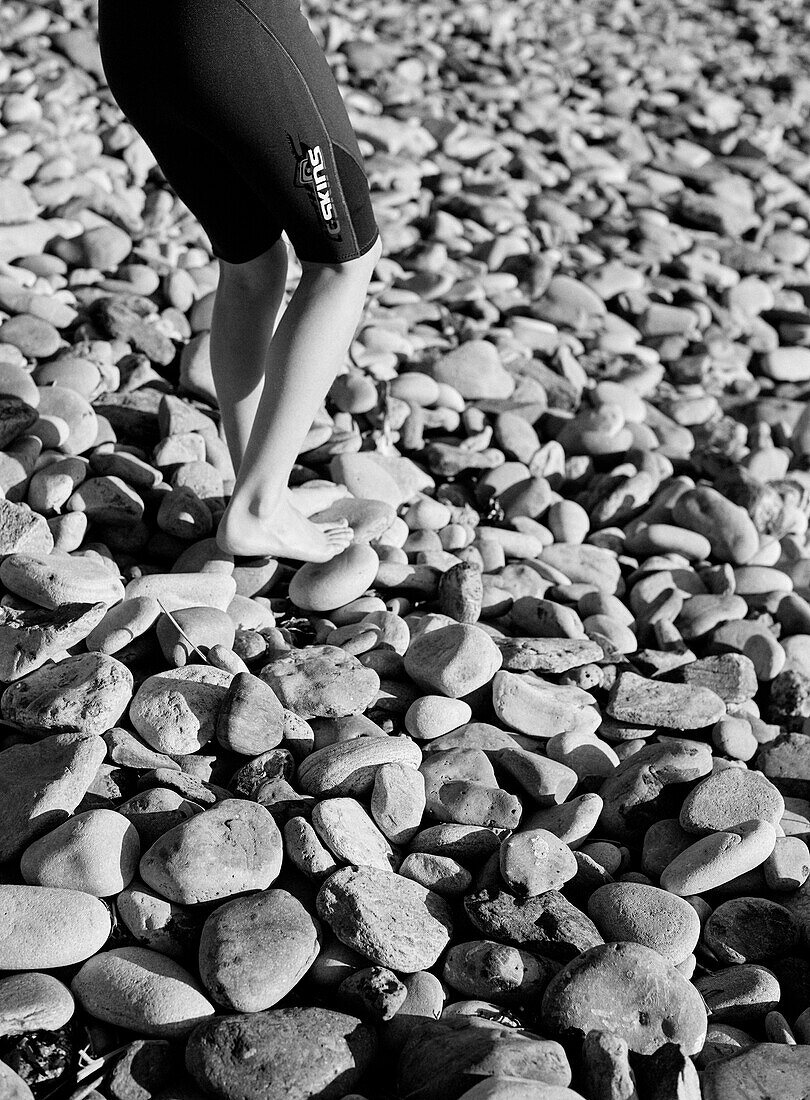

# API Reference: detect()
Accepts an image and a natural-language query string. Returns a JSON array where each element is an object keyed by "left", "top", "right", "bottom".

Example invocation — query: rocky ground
[{"left": 1, "top": 0, "right": 810, "bottom": 1096}]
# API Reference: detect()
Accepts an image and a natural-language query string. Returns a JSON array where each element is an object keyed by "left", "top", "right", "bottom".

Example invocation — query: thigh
[{"left": 98, "top": 0, "right": 284, "bottom": 263}]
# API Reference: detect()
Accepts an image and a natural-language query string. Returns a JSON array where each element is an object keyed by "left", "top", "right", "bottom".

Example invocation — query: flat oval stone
[
  {"left": 703, "top": 897, "right": 801, "bottom": 964},
  {"left": 289, "top": 543, "right": 379, "bottom": 612},
  {"left": 129, "top": 664, "right": 234, "bottom": 755},
  {"left": 539, "top": 543, "right": 621, "bottom": 593},
  {"left": 587, "top": 882, "right": 700, "bottom": 964},
  {"left": 672, "top": 487, "right": 759, "bottom": 565},
  {"left": 312, "top": 797, "right": 396, "bottom": 871},
  {"left": 679, "top": 769, "right": 785, "bottom": 834},
  {"left": 316, "top": 865, "right": 453, "bottom": 972},
  {"left": 541, "top": 941, "right": 707, "bottom": 1055},
  {"left": 0, "top": 885, "right": 111, "bottom": 969},
  {"left": 198, "top": 888, "right": 321, "bottom": 1011},
  {"left": 693, "top": 963, "right": 780, "bottom": 1023},
  {"left": 140, "top": 799, "right": 282, "bottom": 904},
  {"left": 606, "top": 670, "right": 726, "bottom": 729},
  {"left": 1, "top": 652, "right": 133, "bottom": 736},
  {"left": 260, "top": 645, "right": 379, "bottom": 718},
  {"left": 0, "top": 972, "right": 75, "bottom": 1035},
  {"left": 660, "top": 820, "right": 777, "bottom": 896},
  {"left": 186, "top": 1007, "right": 376, "bottom": 1100},
  {"left": 124, "top": 572, "right": 237, "bottom": 612},
  {"left": 71, "top": 946, "right": 214, "bottom": 1037},
  {"left": 20, "top": 809, "right": 140, "bottom": 896},
  {"left": 0, "top": 551, "right": 124, "bottom": 609}
]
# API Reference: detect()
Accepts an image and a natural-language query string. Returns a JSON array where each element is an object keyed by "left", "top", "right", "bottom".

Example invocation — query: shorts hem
[
  {"left": 295, "top": 225, "right": 381, "bottom": 266},
  {"left": 211, "top": 234, "right": 285, "bottom": 264}
]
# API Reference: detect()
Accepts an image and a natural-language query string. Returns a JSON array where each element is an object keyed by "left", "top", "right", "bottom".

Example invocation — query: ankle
[{"left": 226, "top": 486, "right": 285, "bottom": 520}]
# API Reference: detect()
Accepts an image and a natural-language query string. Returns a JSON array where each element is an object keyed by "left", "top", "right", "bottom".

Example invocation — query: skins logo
[{"left": 287, "top": 132, "right": 342, "bottom": 240}]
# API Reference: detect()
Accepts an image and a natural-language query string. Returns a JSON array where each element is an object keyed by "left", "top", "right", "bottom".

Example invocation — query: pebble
[
  {"left": 0, "top": 733, "right": 107, "bottom": 862},
  {"left": 139, "top": 798, "right": 282, "bottom": 904},
  {"left": 397, "top": 1024, "right": 573, "bottom": 1100},
  {"left": 71, "top": 946, "right": 214, "bottom": 1037},
  {"left": 0, "top": 551, "right": 124, "bottom": 608},
  {"left": 660, "top": 820, "right": 778, "bottom": 896},
  {"left": 679, "top": 769, "right": 785, "bottom": 833},
  {"left": 702, "top": 1043, "right": 810, "bottom": 1100},
  {"left": 703, "top": 897, "right": 801, "bottom": 965},
  {"left": 129, "top": 664, "right": 234, "bottom": 754},
  {"left": 198, "top": 888, "right": 321, "bottom": 1011},
  {"left": 541, "top": 941, "right": 708, "bottom": 1055},
  {"left": 0, "top": 973, "right": 75, "bottom": 1035},
  {"left": 0, "top": 885, "right": 111, "bottom": 969},
  {"left": 260, "top": 644, "right": 380, "bottom": 718},
  {"left": 316, "top": 865, "right": 453, "bottom": 972},
  {"left": 403, "top": 622, "right": 503, "bottom": 698},
  {"left": 607, "top": 670, "right": 726, "bottom": 729},
  {"left": 1, "top": 651, "right": 133, "bottom": 736},
  {"left": 587, "top": 882, "right": 701, "bottom": 965},
  {"left": 19, "top": 808, "right": 140, "bottom": 896},
  {"left": 289, "top": 543, "right": 380, "bottom": 612},
  {"left": 186, "top": 1008, "right": 376, "bottom": 1100},
  {"left": 499, "top": 829, "right": 578, "bottom": 896}
]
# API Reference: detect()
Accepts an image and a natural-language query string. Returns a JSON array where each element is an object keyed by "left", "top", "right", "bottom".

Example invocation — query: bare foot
[{"left": 216, "top": 491, "right": 354, "bottom": 562}]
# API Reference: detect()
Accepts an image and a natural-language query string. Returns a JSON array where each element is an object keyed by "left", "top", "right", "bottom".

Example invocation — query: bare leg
[
  {"left": 215, "top": 235, "right": 382, "bottom": 562},
  {"left": 209, "top": 238, "right": 289, "bottom": 472}
]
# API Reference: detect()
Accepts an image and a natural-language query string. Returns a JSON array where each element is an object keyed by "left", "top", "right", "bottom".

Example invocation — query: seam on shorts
[{"left": 228, "top": 0, "right": 360, "bottom": 254}]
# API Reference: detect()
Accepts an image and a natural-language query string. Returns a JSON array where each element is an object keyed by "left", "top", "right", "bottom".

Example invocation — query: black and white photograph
[{"left": 0, "top": 0, "right": 808, "bottom": 1096}]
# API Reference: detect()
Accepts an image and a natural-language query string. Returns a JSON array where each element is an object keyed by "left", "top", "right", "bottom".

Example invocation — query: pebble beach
[{"left": 1, "top": 0, "right": 810, "bottom": 1097}]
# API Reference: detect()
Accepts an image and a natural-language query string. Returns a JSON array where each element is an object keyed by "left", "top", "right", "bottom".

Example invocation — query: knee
[
  {"left": 217, "top": 238, "right": 289, "bottom": 293},
  {"left": 300, "top": 233, "right": 383, "bottom": 281}
]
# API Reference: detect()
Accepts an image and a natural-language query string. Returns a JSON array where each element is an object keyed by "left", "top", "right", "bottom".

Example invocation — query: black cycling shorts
[{"left": 97, "top": 0, "right": 380, "bottom": 265}]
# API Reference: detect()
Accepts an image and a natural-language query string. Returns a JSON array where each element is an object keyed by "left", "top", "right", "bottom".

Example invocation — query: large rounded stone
[
  {"left": 541, "top": 941, "right": 707, "bottom": 1055},
  {"left": 186, "top": 1007, "right": 376, "bottom": 1100},
  {"left": 587, "top": 883, "right": 701, "bottom": 965},
  {"left": 260, "top": 645, "right": 379, "bottom": 718},
  {"left": 0, "top": 885, "right": 111, "bottom": 969},
  {"left": 404, "top": 623, "right": 503, "bottom": 698},
  {"left": 139, "top": 799, "right": 282, "bottom": 904},
  {"left": 129, "top": 664, "right": 233, "bottom": 755},
  {"left": 20, "top": 809, "right": 140, "bottom": 897},
  {"left": 316, "top": 865, "right": 453, "bottom": 972},
  {"left": 1, "top": 653, "right": 133, "bottom": 737},
  {"left": 71, "top": 946, "right": 214, "bottom": 1037},
  {"left": 289, "top": 543, "right": 379, "bottom": 612},
  {"left": 198, "top": 888, "right": 321, "bottom": 1011}
]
